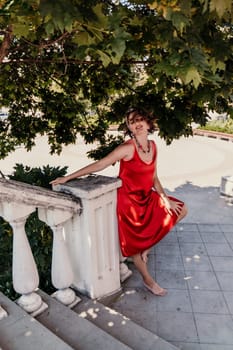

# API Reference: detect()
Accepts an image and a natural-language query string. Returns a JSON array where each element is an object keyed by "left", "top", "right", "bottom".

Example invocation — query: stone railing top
[
  {"left": 53, "top": 174, "right": 122, "bottom": 200},
  {"left": 0, "top": 178, "right": 81, "bottom": 214}
]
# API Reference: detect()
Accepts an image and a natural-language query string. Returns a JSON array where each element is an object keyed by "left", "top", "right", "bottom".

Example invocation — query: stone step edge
[
  {"left": 37, "top": 290, "right": 131, "bottom": 350},
  {"left": 0, "top": 292, "right": 73, "bottom": 350},
  {"left": 74, "top": 295, "right": 179, "bottom": 350}
]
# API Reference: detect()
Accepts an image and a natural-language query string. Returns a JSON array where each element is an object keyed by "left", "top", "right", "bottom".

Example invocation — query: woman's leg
[
  {"left": 132, "top": 253, "right": 167, "bottom": 296},
  {"left": 141, "top": 248, "right": 150, "bottom": 263},
  {"left": 132, "top": 203, "right": 187, "bottom": 296}
]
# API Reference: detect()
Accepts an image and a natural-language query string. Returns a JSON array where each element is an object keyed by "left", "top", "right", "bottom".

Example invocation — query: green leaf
[
  {"left": 108, "top": 38, "right": 126, "bottom": 64},
  {"left": 85, "top": 26, "right": 104, "bottom": 42},
  {"left": 12, "top": 23, "right": 30, "bottom": 37},
  {"left": 170, "top": 11, "right": 190, "bottom": 33},
  {"left": 96, "top": 50, "right": 111, "bottom": 67},
  {"left": 210, "top": 0, "right": 232, "bottom": 17},
  {"left": 179, "top": 0, "right": 192, "bottom": 17},
  {"left": 92, "top": 4, "right": 108, "bottom": 28},
  {"left": 53, "top": 17, "right": 65, "bottom": 32},
  {"left": 181, "top": 66, "right": 202, "bottom": 88},
  {"left": 73, "top": 31, "right": 97, "bottom": 46},
  {"left": 44, "top": 20, "right": 55, "bottom": 35},
  {"left": 209, "top": 58, "right": 226, "bottom": 73}
]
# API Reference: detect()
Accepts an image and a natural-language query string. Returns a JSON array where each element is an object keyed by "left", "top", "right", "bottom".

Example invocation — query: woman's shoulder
[
  {"left": 117, "top": 139, "right": 135, "bottom": 160},
  {"left": 123, "top": 139, "right": 135, "bottom": 151},
  {"left": 123, "top": 138, "right": 134, "bottom": 146}
]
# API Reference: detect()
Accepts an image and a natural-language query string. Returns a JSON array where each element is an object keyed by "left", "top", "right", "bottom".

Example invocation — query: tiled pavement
[{"left": 110, "top": 223, "right": 233, "bottom": 350}]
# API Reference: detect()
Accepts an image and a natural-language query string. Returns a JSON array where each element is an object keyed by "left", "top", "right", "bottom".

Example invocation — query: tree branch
[
  {"left": 0, "top": 170, "right": 6, "bottom": 178},
  {"left": 22, "top": 31, "right": 72, "bottom": 50},
  {"left": 0, "top": 57, "right": 151, "bottom": 65},
  {"left": 0, "top": 25, "right": 13, "bottom": 63}
]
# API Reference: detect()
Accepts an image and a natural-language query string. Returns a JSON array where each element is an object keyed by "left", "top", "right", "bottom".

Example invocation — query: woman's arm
[
  {"left": 50, "top": 143, "right": 132, "bottom": 185},
  {"left": 154, "top": 173, "right": 169, "bottom": 201},
  {"left": 154, "top": 172, "right": 182, "bottom": 216},
  {"left": 153, "top": 158, "right": 183, "bottom": 216}
]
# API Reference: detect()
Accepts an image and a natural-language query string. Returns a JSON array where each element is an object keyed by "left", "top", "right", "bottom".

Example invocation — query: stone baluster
[
  {"left": 220, "top": 175, "right": 233, "bottom": 205},
  {"left": 38, "top": 208, "right": 81, "bottom": 307},
  {"left": 0, "top": 305, "right": 8, "bottom": 320},
  {"left": 119, "top": 252, "right": 133, "bottom": 283},
  {"left": 0, "top": 202, "right": 48, "bottom": 316}
]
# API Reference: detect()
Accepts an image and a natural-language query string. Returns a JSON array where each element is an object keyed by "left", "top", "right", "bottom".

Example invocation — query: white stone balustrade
[
  {"left": 0, "top": 175, "right": 132, "bottom": 314},
  {"left": 53, "top": 175, "right": 126, "bottom": 299},
  {"left": 0, "top": 178, "right": 81, "bottom": 315}
]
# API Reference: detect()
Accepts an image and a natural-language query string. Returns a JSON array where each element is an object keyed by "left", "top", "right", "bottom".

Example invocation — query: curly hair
[{"left": 124, "top": 107, "right": 156, "bottom": 137}]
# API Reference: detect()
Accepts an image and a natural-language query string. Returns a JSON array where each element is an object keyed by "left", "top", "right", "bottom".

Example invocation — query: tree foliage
[{"left": 0, "top": 0, "right": 232, "bottom": 159}]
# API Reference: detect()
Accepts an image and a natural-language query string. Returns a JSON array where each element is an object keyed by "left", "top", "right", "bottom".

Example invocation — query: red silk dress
[{"left": 117, "top": 139, "right": 184, "bottom": 257}]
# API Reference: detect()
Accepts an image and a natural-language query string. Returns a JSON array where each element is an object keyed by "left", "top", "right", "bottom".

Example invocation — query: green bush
[
  {"left": 0, "top": 164, "right": 68, "bottom": 300},
  {"left": 199, "top": 118, "right": 233, "bottom": 134},
  {"left": 9, "top": 164, "right": 68, "bottom": 189},
  {"left": 0, "top": 218, "right": 16, "bottom": 299}
]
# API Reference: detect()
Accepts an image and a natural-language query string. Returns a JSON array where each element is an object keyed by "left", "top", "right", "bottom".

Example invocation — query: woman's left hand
[{"left": 162, "top": 197, "right": 183, "bottom": 216}]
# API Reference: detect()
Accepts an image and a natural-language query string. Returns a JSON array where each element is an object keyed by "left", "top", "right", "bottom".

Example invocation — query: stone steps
[
  {"left": 36, "top": 290, "right": 131, "bottom": 350},
  {"left": 73, "top": 295, "right": 179, "bottom": 350},
  {"left": 1, "top": 290, "right": 179, "bottom": 350},
  {"left": 0, "top": 292, "right": 73, "bottom": 350}
]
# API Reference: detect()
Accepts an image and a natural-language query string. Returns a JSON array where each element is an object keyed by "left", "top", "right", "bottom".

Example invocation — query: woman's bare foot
[
  {"left": 141, "top": 249, "right": 150, "bottom": 263},
  {"left": 143, "top": 280, "right": 167, "bottom": 296}
]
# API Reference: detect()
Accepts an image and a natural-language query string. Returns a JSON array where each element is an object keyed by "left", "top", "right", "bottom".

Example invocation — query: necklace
[{"left": 134, "top": 136, "right": 150, "bottom": 154}]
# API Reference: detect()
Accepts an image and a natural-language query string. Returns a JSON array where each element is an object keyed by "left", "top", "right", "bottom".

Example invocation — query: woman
[{"left": 50, "top": 108, "right": 187, "bottom": 296}]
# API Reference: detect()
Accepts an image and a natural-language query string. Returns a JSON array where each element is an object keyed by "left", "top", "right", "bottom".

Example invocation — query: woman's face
[{"left": 127, "top": 111, "right": 149, "bottom": 136}]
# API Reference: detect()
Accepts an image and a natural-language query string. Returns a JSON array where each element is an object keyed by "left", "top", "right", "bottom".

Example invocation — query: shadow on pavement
[{"left": 165, "top": 181, "right": 233, "bottom": 224}]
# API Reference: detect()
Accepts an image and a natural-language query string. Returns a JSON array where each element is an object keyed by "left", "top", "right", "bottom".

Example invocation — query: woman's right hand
[{"left": 49, "top": 176, "right": 69, "bottom": 186}]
